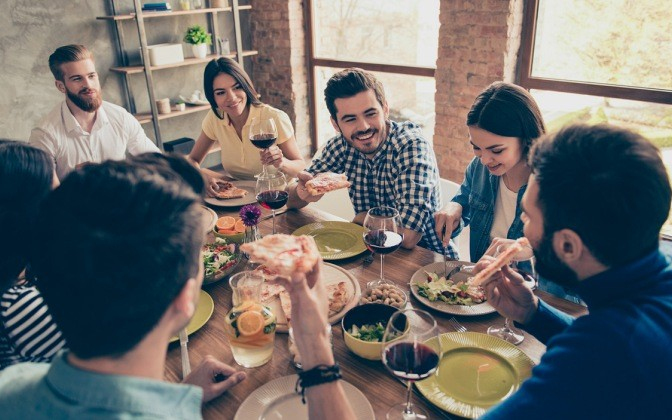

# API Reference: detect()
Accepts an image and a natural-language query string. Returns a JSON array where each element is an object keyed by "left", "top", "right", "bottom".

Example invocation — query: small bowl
[
  {"left": 360, "top": 282, "right": 408, "bottom": 308},
  {"left": 212, "top": 226, "right": 245, "bottom": 244},
  {"left": 341, "top": 303, "right": 403, "bottom": 361}
]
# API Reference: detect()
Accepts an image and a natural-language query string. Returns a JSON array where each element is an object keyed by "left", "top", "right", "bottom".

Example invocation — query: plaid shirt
[{"left": 307, "top": 120, "right": 459, "bottom": 258}]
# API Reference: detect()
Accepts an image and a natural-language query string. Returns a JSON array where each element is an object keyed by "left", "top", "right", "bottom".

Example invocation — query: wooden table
[{"left": 165, "top": 206, "right": 588, "bottom": 419}]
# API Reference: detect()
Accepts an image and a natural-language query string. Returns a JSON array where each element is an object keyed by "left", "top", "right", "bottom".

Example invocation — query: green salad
[
  {"left": 349, "top": 322, "right": 386, "bottom": 342},
  {"left": 415, "top": 271, "right": 486, "bottom": 306},
  {"left": 202, "top": 239, "right": 239, "bottom": 281}
]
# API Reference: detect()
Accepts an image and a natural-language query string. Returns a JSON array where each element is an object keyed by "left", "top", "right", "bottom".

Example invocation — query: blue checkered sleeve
[{"left": 305, "top": 137, "right": 346, "bottom": 175}]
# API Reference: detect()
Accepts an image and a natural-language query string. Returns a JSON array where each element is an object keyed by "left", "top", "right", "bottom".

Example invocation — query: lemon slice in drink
[{"left": 237, "top": 311, "right": 265, "bottom": 336}]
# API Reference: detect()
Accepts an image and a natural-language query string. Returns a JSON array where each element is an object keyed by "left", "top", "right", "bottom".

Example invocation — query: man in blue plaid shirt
[{"left": 287, "top": 68, "right": 458, "bottom": 258}]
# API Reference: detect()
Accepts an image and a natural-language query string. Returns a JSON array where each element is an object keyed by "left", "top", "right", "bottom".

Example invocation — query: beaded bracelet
[{"left": 295, "top": 363, "right": 342, "bottom": 404}]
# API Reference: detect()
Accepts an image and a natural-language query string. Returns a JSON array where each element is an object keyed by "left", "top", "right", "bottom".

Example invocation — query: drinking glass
[
  {"left": 255, "top": 171, "right": 287, "bottom": 234},
  {"left": 249, "top": 117, "right": 278, "bottom": 177},
  {"left": 382, "top": 309, "right": 441, "bottom": 420},
  {"left": 486, "top": 241, "right": 537, "bottom": 345},
  {"left": 362, "top": 206, "right": 403, "bottom": 289}
]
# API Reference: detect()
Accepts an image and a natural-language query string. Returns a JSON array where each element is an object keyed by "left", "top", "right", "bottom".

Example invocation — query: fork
[{"left": 449, "top": 317, "right": 467, "bottom": 333}]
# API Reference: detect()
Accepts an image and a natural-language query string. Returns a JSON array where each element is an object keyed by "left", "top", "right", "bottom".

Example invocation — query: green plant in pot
[{"left": 184, "top": 25, "right": 212, "bottom": 59}]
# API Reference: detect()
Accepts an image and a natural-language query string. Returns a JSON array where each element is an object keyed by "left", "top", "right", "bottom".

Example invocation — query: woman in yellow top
[{"left": 189, "top": 58, "right": 305, "bottom": 195}]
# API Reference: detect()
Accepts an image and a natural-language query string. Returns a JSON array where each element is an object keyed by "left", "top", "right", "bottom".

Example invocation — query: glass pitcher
[{"left": 224, "top": 271, "right": 276, "bottom": 367}]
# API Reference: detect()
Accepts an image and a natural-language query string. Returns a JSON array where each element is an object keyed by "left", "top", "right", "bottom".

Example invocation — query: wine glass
[
  {"left": 255, "top": 171, "right": 287, "bottom": 234},
  {"left": 249, "top": 117, "right": 278, "bottom": 177},
  {"left": 363, "top": 206, "right": 403, "bottom": 289},
  {"left": 382, "top": 309, "right": 441, "bottom": 420},
  {"left": 486, "top": 241, "right": 537, "bottom": 345}
]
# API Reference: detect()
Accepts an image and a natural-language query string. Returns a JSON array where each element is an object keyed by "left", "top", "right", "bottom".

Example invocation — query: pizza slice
[
  {"left": 326, "top": 281, "right": 349, "bottom": 315},
  {"left": 305, "top": 172, "right": 351, "bottom": 196},
  {"left": 470, "top": 237, "right": 531, "bottom": 287},
  {"left": 214, "top": 181, "right": 248, "bottom": 199},
  {"left": 240, "top": 234, "right": 320, "bottom": 277}
]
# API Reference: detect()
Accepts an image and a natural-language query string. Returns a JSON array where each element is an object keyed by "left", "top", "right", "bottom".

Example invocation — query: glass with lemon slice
[{"left": 224, "top": 271, "right": 277, "bottom": 367}]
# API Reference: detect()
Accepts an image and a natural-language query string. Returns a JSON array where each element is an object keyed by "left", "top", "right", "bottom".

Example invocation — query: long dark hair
[
  {"left": 0, "top": 141, "right": 54, "bottom": 290},
  {"left": 203, "top": 57, "right": 262, "bottom": 119},
  {"left": 467, "top": 82, "right": 546, "bottom": 159}
]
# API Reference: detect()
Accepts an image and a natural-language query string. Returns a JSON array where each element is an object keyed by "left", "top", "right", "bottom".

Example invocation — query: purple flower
[{"left": 239, "top": 204, "right": 261, "bottom": 227}]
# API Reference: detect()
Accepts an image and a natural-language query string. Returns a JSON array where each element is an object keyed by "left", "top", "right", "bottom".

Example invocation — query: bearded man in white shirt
[{"left": 29, "top": 44, "right": 159, "bottom": 181}]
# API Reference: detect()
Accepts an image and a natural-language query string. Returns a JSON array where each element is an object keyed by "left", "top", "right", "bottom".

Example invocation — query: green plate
[
  {"left": 416, "top": 332, "right": 534, "bottom": 418},
  {"left": 170, "top": 290, "right": 214, "bottom": 343},
  {"left": 292, "top": 221, "right": 367, "bottom": 260}
]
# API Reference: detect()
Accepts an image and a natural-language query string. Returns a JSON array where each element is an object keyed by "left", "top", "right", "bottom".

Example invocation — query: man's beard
[
  {"left": 534, "top": 228, "right": 580, "bottom": 289},
  {"left": 66, "top": 87, "right": 102, "bottom": 112}
]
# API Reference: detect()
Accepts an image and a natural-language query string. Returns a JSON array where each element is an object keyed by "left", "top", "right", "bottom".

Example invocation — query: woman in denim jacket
[{"left": 434, "top": 82, "right": 580, "bottom": 301}]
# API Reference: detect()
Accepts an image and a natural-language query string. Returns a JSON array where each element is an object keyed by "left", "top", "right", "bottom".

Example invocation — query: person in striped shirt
[{"left": 0, "top": 141, "right": 66, "bottom": 370}]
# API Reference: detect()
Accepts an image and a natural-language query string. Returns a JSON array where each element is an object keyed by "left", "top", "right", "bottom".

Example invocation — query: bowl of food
[
  {"left": 360, "top": 282, "right": 407, "bottom": 308},
  {"left": 202, "top": 240, "right": 243, "bottom": 285},
  {"left": 212, "top": 216, "right": 246, "bottom": 244},
  {"left": 341, "top": 303, "right": 403, "bottom": 361}
]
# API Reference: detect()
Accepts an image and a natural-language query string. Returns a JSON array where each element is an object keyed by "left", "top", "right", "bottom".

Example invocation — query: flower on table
[{"left": 240, "top": 204, "right": 261, "bottom": 227}]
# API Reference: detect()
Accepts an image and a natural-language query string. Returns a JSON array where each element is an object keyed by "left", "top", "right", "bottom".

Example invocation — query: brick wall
[
  {"left": 250, "top": 0, "right": 311, "bottom": 157},
  {"left": 434, "top": 0, "right": 523, "bottom": 182}
]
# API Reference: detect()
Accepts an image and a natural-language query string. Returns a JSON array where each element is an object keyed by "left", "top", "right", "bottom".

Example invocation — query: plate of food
[
  {"left": 257, "top": 262, "right": 360, "bottom": 333},
  {"left": 202, "top": 240, "right": 243, "bottom": 285},
  {"left": 415, "top": 332, "right": 534, "bottom": 418},
  {"left": 234, "top": 375, "right": 374, "bottom": 420},
  {"left": 204, "top": 180, "right": 257, "bottom": 207},
  {"left": 410, "top": 261, "right": 497, "bottom": 316},
  {"left": 169, "top": 290, "right": 214, "bottom": 343},
  {"left": 291, "top": 221, "right": 367, "bottom": 260}
]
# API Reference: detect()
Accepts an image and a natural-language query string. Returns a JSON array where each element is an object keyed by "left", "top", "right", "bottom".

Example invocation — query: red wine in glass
[
  {"left": 364, "top": 230, "right": 403, "bottom": 255},
  {"left": 250, "top": 133, "right": 277, "bottom": 149},
  {"left": 256, "top": 190, "right": 289, "bottom": 210},
  {"left": 383, "top": 342, "right": 440, "bottom": 381}
]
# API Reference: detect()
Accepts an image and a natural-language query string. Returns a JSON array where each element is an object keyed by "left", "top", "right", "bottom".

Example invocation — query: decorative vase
[
  {"left": 191, "top": 43, "right": 208, "bottom": 59},
  {"left": 242, "top": 225, "right": 261, "bottom": 258}
]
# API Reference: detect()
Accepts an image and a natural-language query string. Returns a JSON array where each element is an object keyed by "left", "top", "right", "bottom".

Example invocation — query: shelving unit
[{"left": 98, "top": 0, "right": 256, "bottom": 149}]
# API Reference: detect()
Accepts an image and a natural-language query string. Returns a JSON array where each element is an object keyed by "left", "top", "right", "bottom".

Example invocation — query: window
[
  {"left": 520, "top": 0, "right": 672, "bottom": 236},
  {"left": 307, "top": 0, "right": 440, "bottom": 150}
]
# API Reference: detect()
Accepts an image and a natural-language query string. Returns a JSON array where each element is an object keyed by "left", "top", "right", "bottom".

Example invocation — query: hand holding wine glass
[
  {"left": 255, "top": 172, "right": 288, "bottom": 234},
  {"left": 382, "top": 309, "right": 441, "bottom": 420},
  {"left": 249, "top": 117, "right": 278, "bottom": 177},
  {"left": 363, "top": 206, "right": 403, "bottom": 289}
]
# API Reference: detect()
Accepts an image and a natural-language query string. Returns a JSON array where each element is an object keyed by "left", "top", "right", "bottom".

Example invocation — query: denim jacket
[{"left": 451, "top": 157, "right": 526, "bottom": 262}]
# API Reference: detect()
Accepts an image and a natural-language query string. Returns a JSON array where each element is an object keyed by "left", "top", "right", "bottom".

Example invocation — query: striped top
[{"left": 0, "top": 283, "right": 66, "bottom": 370}]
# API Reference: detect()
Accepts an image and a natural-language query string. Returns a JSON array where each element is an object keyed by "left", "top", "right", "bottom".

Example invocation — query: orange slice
[
  {"left": 217, "top": 228, "right": 237, "bottom": 235},
  {"left": 234, "top": 219, "right": 246, "bottom": 233},
  {"left": 237, "top": 311, "right": 264, "bottom": 336},
  {"left": 216, "top": 216, "right": 236, "bottom": 231}
]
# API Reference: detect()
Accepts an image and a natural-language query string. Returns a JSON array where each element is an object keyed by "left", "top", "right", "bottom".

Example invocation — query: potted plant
[{"left": 183, "top": 25, "right": 212, "bottom": 59}]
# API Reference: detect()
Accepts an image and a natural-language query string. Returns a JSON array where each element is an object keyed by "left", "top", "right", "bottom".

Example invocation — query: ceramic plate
[
  {"left": 204, "top": 180, "right": 257, "bottom": 207},
  {"left": 410, "top": 261, "right": 497, "bottom": 316},
  {"left": 200, "top": 205, "right": 218, "bottom": 235},
  {"left": 169, "top": 290, "right": 214, "bottom": 343},
  {"left": 265, "top": 263, "right": 361, "bottom": 333},
  {"left": 416, "top": 332, "right": 534, "bottom": 418},
  {"left": 234, "top": 374, "right": 374, "bottom": 420},
  {"left": 292, "top": 221, "right": 367, "bottom": 260}
]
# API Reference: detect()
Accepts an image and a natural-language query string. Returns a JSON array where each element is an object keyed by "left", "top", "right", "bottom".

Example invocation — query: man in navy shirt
[{"left": 478, "top": 124, "right": 672, "bottom": 419}]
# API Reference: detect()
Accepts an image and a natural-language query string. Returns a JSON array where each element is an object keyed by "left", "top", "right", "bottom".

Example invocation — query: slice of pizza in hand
[
  {"left": 304, "top": 172, "right": 351, "bottom": 196},
  {"left": 470, "top": 237, "right": 531, "bottom": 287},
  {"left": 240, "top": 234, "right": 320, "bottom": 277}
]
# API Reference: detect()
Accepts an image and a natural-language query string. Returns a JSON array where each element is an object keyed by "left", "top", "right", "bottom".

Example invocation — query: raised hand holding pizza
[{"left": 295, "top": 171, "right": 324, "bottom": 203}]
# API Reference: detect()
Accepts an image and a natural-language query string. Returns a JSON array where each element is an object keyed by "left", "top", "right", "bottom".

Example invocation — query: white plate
[
  {"left": 234, "top": 375, "right": 374, "bottom": 420},
  {"left": 204, "top": 180, "right": 257, "bottom": 207},
  {"left": 200, "top": 205, "right": 218, "bottom": 234},
  {"left": 410, "top": 261, "right": 497, "bottom": 316},
  {"left": 264, "top": 263, "right": 361, "bottom": 333}
]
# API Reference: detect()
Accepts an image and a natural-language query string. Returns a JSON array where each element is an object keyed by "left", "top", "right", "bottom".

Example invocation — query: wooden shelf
[
  {"left": 97, "top": 7, "right": 233, "bottom": 21},
  {"left": 111, "top": 53, "right": 239, "bottom": 75},
  {"left": 136, "top": 104, "right": 210, "bottom": 124}
]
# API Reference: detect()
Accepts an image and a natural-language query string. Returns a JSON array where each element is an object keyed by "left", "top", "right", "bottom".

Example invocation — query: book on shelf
[{"left": 142, "top": 2, "right": 172, "bottom": 11}]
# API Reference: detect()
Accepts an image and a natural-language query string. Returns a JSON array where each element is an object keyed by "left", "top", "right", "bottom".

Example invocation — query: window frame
[
  {"left": 304, "top": 0, "right": 436, "bottom": 155},
  {"left": 518, "top": 0, "right": 672, "bottom": 106}
]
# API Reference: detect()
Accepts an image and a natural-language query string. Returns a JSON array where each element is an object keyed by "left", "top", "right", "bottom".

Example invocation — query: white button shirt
[{"left": 29, "top": 101, "right": 159, "bottom": 180}]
